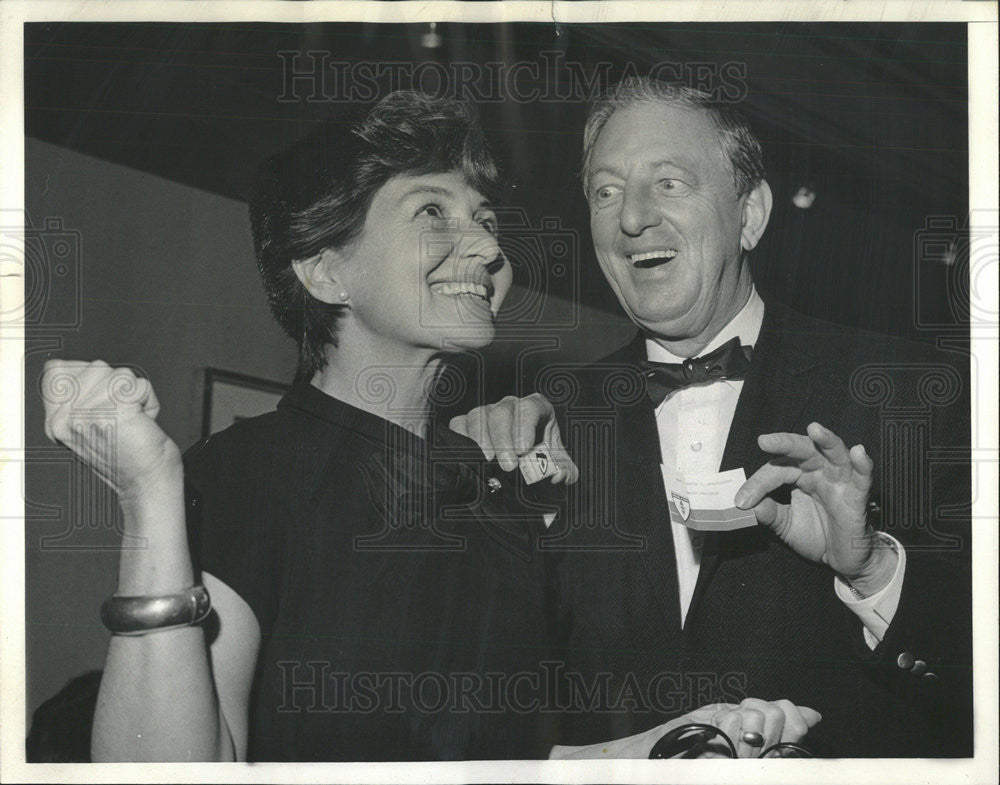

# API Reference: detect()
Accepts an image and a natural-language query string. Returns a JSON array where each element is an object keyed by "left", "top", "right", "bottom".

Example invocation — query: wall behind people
[{"left": 23, "top": 138, "right": 297, "bottom": 718}]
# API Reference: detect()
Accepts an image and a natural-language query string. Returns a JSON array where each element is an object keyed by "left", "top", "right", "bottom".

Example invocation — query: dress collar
[{"left": 277, "top": 381, "right": 425, "bottom": 452}]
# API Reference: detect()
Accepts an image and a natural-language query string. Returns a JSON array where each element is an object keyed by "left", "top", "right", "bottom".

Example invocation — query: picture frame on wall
[{"left": 201, "top": 368, "right": 288, "bottom": 439}]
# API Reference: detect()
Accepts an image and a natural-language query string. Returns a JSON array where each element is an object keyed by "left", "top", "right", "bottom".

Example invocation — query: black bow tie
[{"left": 640, "top": 337, "right": 754, "bottom": 405}]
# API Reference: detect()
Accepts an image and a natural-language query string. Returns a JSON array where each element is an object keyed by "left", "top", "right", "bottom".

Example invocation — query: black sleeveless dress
[{"left": 184, "top": 382, "right": 556, "bottom": 761}]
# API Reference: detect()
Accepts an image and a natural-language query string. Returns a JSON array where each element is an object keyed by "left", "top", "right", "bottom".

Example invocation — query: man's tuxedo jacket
[{"left": 544, "top": 300, "right": 972, "bottom": 757}]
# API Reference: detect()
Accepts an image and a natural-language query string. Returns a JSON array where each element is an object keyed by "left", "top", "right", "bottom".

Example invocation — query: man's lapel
[
  {"left": 611, "top": 334, "right": 684, "bottom": 636},
  {"left": 720, "top": 300, "right": 823, "bottom": 472},
  {"left": 688, "top": 300, "right": 825, "bottom": 622}
]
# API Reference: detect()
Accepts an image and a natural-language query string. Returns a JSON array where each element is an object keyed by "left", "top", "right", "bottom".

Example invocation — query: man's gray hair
[{"left": 581, "top": 77, "right": 765, "bottom": 198}]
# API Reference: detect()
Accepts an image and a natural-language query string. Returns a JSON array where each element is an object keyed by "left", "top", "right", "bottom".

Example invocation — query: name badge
[
  {"left": 519, "top": 442, "right": 559, "bottom": 485},
  {"left": 661, "top": 467, "right": 758, "bottom": 532}
]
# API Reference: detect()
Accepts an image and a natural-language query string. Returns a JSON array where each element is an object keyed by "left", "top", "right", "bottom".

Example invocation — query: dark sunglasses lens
[{"left": 649, "top": 725, "right": 733, "bottom": 759}]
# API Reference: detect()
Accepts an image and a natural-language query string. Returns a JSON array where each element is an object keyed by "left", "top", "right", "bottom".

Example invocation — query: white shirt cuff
[{"left": 833, "top": 533, "right": 906, "bottom": 649}]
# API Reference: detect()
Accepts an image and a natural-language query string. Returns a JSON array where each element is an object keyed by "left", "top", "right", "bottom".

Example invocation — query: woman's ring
[{"left": 740, "top": 731, "right": 765, "bottom": 747}]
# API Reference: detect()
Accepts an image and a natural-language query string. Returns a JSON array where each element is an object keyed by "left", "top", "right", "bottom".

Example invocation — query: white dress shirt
[{"left": 646, "top": 287, "right": 903, "bottom": 647}]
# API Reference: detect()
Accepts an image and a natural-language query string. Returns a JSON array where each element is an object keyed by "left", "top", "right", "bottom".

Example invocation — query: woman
[{"left": 41, "top": 91, "right": 818, "bottom": 761}]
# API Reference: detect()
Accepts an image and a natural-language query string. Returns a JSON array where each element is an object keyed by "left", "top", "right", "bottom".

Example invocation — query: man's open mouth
[
  {"left": 429, "top": 280, "right": 492, "bottom": 304},
  {"left": 627, "top": 250, "right": 678, "bottom": 269}
]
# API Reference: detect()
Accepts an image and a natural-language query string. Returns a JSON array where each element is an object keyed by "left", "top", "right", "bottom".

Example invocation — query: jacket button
[
  {"left": 910, "top": 660, "right": 928, "bottom": 676},
  {"left": 897, "top": 651, "right": 915, "bottom": 670}
]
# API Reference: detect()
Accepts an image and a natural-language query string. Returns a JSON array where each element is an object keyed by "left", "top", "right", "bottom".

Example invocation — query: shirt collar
[{"left": 645, "top": 286, "right": 765, "bottom": 364}]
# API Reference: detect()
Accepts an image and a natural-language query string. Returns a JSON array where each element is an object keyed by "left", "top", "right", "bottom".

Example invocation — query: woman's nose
[{"left": 457, "top": 223, "right": 502, "bottom": 267}]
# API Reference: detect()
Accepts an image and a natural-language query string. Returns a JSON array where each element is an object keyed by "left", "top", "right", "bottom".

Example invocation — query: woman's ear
[
  {"left": 291, "top": 248, "right": 346, "bottom": 305},
  {"left": 739, "top": 179, "right": 773, "bottom": 252}
]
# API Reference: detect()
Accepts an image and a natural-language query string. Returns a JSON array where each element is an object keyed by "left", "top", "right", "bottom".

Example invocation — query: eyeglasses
[{"left": 648, "top": 723, "right": 813, "bottom": 759}]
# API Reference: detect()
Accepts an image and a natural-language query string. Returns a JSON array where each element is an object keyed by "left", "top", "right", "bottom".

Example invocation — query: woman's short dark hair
[{"left": 249, "top": 91, "right": 501, "bottom": 381}]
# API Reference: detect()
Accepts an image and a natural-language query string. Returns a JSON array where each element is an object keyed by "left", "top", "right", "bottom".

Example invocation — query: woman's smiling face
[{"left": 333, "top": 170, "right": 512, "bottom": 354}]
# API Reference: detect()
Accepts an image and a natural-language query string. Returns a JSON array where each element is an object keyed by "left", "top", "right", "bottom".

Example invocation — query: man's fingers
[
  {"left": 448, "top": 414, "right": 470, "bottom": 438},
  {"left": 485, "top": 400, "right": 518, "bottom": 471},
  {"left": 450, "top": 396, "right": 571, "bottom": 480},
  {"left": 514, "top": 394, "right": 553, "bottom": 453},
  {"left": 458, "top": 408, "right": 496, "bottom": 461},
  {"left": 487, "top": 395, "right": 556, "bottom": 472},
  {"left": 849, "top": 444, "right": 874, "bottom": 493},
  {"left": 512, "top": 395, "right": 547, "bottom": 454},
  {"left": 552, "top": 451, "right": 579, "bottom": 485},
  {"left": 849, "top": 444, "right": 873, "bottom": 476},
  {"left": 539, "top": 420, "right": 577, "bottom": 485},
  {"left": 734, "top": 463, "right": 802, "bottom": 509},
  {"left": 806, "top": 421, "right": 852, "bottom": 467},
  {"left": 747, "top": 497, "right": 792, "bottom": 537},
  {"left": 539, "top": 409, "right": 578, "bottom": 485},
  {"left": 757, "top": 432, "right": 817, "bottom": 461}
]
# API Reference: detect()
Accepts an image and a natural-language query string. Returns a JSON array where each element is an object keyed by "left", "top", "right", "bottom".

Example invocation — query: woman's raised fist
[{"left": 41, "top": 360, "right": 182, "bottom": 498}]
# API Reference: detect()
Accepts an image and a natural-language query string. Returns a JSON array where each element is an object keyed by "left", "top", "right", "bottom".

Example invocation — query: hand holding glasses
[
  {"left": 649, "top": 698, "right": 821, "bottom": 759},
  {"left": 548, "top": 697, "right": 821, "bottom": 760},
  {"left": 648, "top": 722, "right": 813, "bottom": 759}
]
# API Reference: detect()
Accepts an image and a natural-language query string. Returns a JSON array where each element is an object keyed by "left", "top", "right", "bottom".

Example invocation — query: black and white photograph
[{"left": 1, "top": 2, "right": 997, "bottom": 782}]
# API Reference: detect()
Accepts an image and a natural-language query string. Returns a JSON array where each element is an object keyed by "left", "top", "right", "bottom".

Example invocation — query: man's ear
[
  {"left": 740, "top": 179, "right": 773, "bottom": 252},
  {"left": 290, "top": 248, "right": 344, "bottom": 305}
]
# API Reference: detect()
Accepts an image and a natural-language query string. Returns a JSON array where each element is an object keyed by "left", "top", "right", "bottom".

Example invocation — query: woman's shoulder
[
  {"left": 182, "top": 405, "right": 340, "bottom": 489},
  {"left": 184, "top": 410, "right": 284, "bottom": 469}
]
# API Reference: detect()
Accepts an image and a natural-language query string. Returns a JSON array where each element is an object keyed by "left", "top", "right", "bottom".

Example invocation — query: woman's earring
[{"left": 339, "top": 291, "right": 350, "bottom": 302}]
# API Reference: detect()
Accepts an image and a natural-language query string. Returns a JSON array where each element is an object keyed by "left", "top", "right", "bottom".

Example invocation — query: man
[{"left": 452, "top": 78, "right": 971, "bottom": 757}]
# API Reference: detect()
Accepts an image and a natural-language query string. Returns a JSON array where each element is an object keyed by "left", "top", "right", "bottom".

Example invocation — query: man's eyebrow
[
  {"left": 590, "top": 160, "right": 696, "bottom": 184},
  {"left": 587, "top": 166, "right": 623, "bottom": 184},
  {"left": 651, "top": 159, "right": 696, "bottom": 176}
]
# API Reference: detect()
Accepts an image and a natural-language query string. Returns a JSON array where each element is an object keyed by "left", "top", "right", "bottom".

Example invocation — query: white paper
[{"left": 663, "top": 467, "right": 759, "bottom": 532}]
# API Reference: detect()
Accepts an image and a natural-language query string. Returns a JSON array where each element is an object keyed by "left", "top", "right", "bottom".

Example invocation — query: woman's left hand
[
  {"left": 548, "top": 698, "right": 821, "bottom": 759},
  {"left": 703, "top": 698, "right": 822, "bottom": 758}
]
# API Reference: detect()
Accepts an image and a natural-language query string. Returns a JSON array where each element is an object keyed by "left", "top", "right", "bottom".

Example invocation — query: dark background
[
  {"left": 23, "top": 21, "right": 970, "bottom": 724},
  {"left": 25, "top": 21, "right": 970, "bottom": 340}
]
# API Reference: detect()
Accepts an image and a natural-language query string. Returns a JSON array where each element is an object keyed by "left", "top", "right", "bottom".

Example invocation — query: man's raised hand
[
  {"left": 734, "top": 421, "right": 895, "bottom": 595},
  {"left": 449, "top": 393, "right": 578, "bottom": 484}
]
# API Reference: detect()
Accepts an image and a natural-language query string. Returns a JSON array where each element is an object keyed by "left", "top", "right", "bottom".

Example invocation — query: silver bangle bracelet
[{"left": 100, "top": 585, "right": 211, "bottom": 636}]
